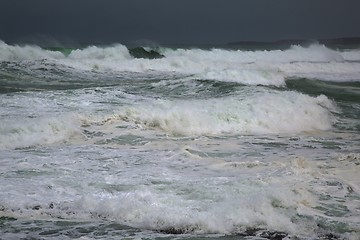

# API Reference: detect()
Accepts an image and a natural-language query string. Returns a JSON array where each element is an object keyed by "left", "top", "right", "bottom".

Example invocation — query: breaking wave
[
  {"left": 1, "top": 40, "right": 360, "bottom": 86},
  {"left": 114, "top": 92, "right": 336, "bottom": 136}
]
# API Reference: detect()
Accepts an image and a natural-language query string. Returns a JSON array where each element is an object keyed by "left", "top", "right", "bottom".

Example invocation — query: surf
[{"left": 1, "top": 39, "right": 360, "bottom": 239}]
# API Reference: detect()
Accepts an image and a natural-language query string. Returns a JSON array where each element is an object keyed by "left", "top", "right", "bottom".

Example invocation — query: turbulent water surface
[{"left": 0, "top": 40, "right": 359, "bottom": 240}]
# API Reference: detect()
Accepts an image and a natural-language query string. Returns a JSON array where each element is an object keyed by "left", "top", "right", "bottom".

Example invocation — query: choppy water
[{"left": 0, "top": 40, "right": 359, "bottom": 239}]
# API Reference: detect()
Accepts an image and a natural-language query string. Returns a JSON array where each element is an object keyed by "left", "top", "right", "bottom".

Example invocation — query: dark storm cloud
[{"left": 1, "top": 0, "right": 360, "bottom": 45}]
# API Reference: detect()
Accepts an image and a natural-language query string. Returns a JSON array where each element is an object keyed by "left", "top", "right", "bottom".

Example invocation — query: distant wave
[
  {"left": 227, "top": 37, "right": 360, "bottom": 50},
  {"left": 1, "top": 40, "right": 360, "bottom": 87}
]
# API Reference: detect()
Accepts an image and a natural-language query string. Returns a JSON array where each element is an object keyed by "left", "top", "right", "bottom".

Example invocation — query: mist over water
[{"left": 0, "top": 40, "right": 359, "bottom": 239}]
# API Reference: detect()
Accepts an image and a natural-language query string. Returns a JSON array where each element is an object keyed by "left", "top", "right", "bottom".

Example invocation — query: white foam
[
  {"left": 0, "top": 156, "right": 316, "bottom": 235},
  {"left": 279, "top": 61, "right": 360, "bottom": 82},
  {"left": 0, "top": 114, "right": 82, "bottom": 149},
  {"left": 76, "top": 185, "right": 305, "bottom": 234},
  {"left": 164, "top": 43, "right": 344, "bottom": 64},
  {"left": 342, "top": 49, "right": 360, "bottom": 61},
  {"left": 199, "top": 68, "right": 286, "bottom": 86},
  {"left": 68, "top": 44, "right": 131, "bottom": 61},
  {"left": 0, "top": 137, "right": 358, "bottom": 237},
  {"left": 0, "top": 41, "right": 64, "bottom": 61},
  {"left": 115, "top": 91, "right": 336, "bottom": 136}
]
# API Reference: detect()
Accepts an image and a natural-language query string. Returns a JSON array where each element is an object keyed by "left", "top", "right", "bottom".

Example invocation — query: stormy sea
[{"left": 0, "top": 39, "right": 359, "bottom": 240}]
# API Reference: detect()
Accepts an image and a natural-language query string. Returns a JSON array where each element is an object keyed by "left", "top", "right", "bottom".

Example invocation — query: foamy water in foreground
[{"left": 0, "top": 41, "right": 359, "bottom": 239}]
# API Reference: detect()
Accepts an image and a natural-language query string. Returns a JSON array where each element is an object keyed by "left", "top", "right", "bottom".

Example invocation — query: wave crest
[{"left": 117, "top": 92, "right": 336, "bottom": 136}]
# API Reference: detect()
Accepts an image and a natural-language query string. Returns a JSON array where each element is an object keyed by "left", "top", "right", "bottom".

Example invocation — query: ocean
[{"left": 0, "top": 39, "right": 359, "bottom": 240}]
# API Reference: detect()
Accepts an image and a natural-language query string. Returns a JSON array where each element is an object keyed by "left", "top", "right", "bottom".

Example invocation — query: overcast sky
[{"left": 1, "top": 0, "right": 360, "bottom": 46}]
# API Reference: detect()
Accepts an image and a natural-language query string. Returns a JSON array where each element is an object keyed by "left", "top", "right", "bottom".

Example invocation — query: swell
[
  {"left": 286, "top": 78, "right": 360, "bottom": 103},
  {"left": 228, "top": 37, "right": 360, "bottom": 51}
]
